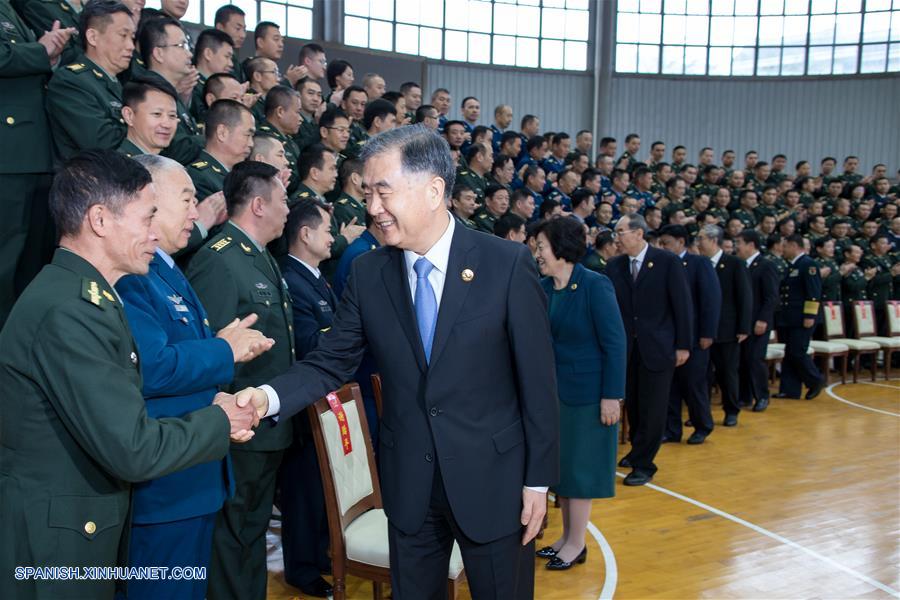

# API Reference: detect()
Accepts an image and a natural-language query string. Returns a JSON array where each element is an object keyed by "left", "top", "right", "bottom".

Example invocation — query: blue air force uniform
[{"left": 775, "top": 253, "right": 823, "bottom": 397}]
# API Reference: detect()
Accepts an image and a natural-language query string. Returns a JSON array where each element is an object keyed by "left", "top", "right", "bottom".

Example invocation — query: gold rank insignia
[
  {"left": 461, "top": 268, "right": 474, "bottom": 282},
  {"left": 338, "top": 198, "right": 348, "bottom": 204},
  {"left": 92, "top": 69, "right": 103, "bottom": 79},
  {"left": 66, "top": 63, "right": 85, "bottom": 72},
  {"left": 809, "top": 267, "right": 817, "bottom": 275},
  {"left": 240, "top": 242, "right": 253, "bottom": 253},
  {"left": 211, "top": 236, "right": 232, "bottom": 251},
  {"left": 570, "top": 283, "right": 578, "bottom": 290},
  {"left": 191, "top": 161, "right": 208, "bottom": 169},
  {"left": 211, "top": 165, "right": 222, "bottom": 173},
  {"left": 61, "top": 2, "right": 70, "bottom": 9},
  {"left": 300, "top": 191, "right": 310, "bottom": 198},
  {"left": 81, "top": 280, "right": 103, "bottom": 306},
  {"left": 102, "top": 290, "right": 115, "bottom": 303},
  {"left": 719, "top": 262, "right": 725, "bottom": 269},
  {"left": 647, "top": 261, "right": 654, "bottom": 268},
  {"left": 204, "top": 318, "right": 209, "bottom": 327}
]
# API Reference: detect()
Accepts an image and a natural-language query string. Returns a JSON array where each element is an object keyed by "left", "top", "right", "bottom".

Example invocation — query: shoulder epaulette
[
  {"left": 258, "top": 125, "right": 272, "bottom": 132},
  {"left": 357, "top": 140, "right": 366, "bottom": 146},
  {"left": 299, "top": 191, "right": 310, "bottom": 198},
  {"left": 92, "top": 69, "right": 104, "bottom": 79},
  {"left": 210, "top": 236, "right": 233, "bottom": 252},
  {"left": 338, "top": 198, "right": 348, "bottom": 205},
  {"left": 66, "top": 63, "right": 86, "bottom": 72},
  {"left": 239, "top": 242, "right": 253, "bottom": 254},
  {"left": 190, "top": 160, "right": 209, "bottom": 169},
  {"left": 81, "top": 279, "right": 107, "bottom": 309}
]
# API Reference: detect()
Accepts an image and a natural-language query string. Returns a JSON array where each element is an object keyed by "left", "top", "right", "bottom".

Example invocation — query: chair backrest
[
  {"left": 822, "top": 301, "right": 846, "bottom": 338},
  {"left": 852, "top": 300, "right": 877, "bottom": 337},
  {"left": 888, "top": 301, "right": 900, "bottom": 337},
  {"left": 370, "top": 373, "right": 384, "bottom": 418},
  {"left": 769, "top": 330, "right": 778, "bottom": 342},
  {"left": 307, "top": 383, "right": 382, "bottom": 561}
]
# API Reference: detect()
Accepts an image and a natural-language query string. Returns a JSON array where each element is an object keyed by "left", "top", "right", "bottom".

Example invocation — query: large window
[
  {"left": 615, "top": 0, "right": 900, "bottom": 76},
  {"left": 144, "top": 0, "right": 314, "bottom": 42},
  {"left": 343, "top": 0, "right": 591, "bottom": 70}
]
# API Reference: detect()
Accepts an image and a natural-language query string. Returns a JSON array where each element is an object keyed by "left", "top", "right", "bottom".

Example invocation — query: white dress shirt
[
  {"left": 628, "top": 241, "right": 649, "bottom": 273},
  {"left": 709, "top": 248, "right": 724, "bottom": 268},
  {"left": 288, "top": 254, "right": 322, "bottom": 280},
  {"left": 745, "top": 251, "right": 760, "bottom": 268}
]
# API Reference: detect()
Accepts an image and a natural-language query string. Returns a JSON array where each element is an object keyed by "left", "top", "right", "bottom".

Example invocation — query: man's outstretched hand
[
  {"left": 235, "top": 387, "right": 270, "bottom": 419},
  {"left": 213, "top": 392, "right": 260, "bottom": 443}
]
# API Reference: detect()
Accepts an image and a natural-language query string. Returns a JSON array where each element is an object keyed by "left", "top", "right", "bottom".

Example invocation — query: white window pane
[
  {"left": 811, "top": 0, "right": 836, "bottom": 13},
  {"left": 641, "top": 0, "right": 662, "bottom": 12},
  {"left": 184, "top": 0, "right": 200, "bottom": 23},
  {"left": 686, "top": 0, "right": 709, "bottom": 14},
  {"left": 260, "top": 3, "right": 286, "bottom": 30},
  {"left": 861, "top": 43, "right": 888, "bottom": 71},
  {"left": 346, "top": 0, "right": 369, "bottom": 17},
  {"left": 665, "top": 0, "right": 687, "bottom": 13},
  {"left": 567, "top": 0, "right": 590, "bottom": 9},
  {"left": 638, "top": 13, "right": 662, "bottom": 42},
  {"left": 832, "top": 44, "right": 858, "bottom": 72},
  {"left": 835, "top": 13, "right": 861, "bottom": 43},
  {"left": 757, "top": 47, "right": 781, "bottom": 74},
  {"left": 396, "top": 0, "right": 420, "bottom": 24},
  {"left": 469, "top": 0, "right": 492, "bottom": 33},
  {"left": 618, "top": 0, "right": 639, "bottom": 11},
  {"left": 543, "top": 8, "right": 567, "bottom": 38},
  {"left": 287, "top": 0, "right": 314, "bottom": 7},
  {"left": 468, "top": 32, "right": 491, "bottom": 63},
  {"left": 566, "top": 10, "right": 590, "bottom": 41},
  {"left": 760, "top": 16, "right": 784, "bottom": 45},
  {"left": 685, "top": 15, "right": 709, "bottom": 44},
  {"left": 616, "top": 43, "right": 638, "bottom": 72},
  {"left": 810, "top": 14, "right": 836, "bottom": 44},
  {"left": 543, "top": 38, "right": 565, "bottom": 69},
  {"left": 493, "top": 35, "right": 516, "bottom": 65},
  {"left": 710, "top": 17, "right": 734, "bottom": 45},
  {"left": 370, "top": 19, "right": 393, "bottom": 50},
  {"left": 617, "top": 12, "right": 639, "bottom": 43},
  {"left": 516, "top": 36, "right": 539, "bottom": 67},
  {"left": 863, "top": 12, "right": 890, "bottom": 43},
  {"left": 143, "top": 0, "right": 159, "bottom": 10},
  {"left": 866, "top": 0, "right": 891, "bottom": 9},
  {"left": 344, "top": 16, "right": 369, "bottom": 47},
  {"left": 807, "top": 44, "right": 833, "bottom": 73},
  {"left": 420, "top": 27, "right": 442, "bottom": 58},
  {"left": 544, "top": 0, "right": 565, "bottom": 6},
  {"left": 711, "top": 0, "right": 734, "bottom": 16},
  {"left": 783, "top": 15, "right": 809, "bottom": 44},
  {"left": 836, "top": 0, "right": 861, "bottom": 12},
  {"left": 735, "top": 0, "right": 758, "bottom": 15},
  {"left": 782, "top": 46, "right": 806, "bottom": 73},
  {"left": 662, "top": 44, "right": 685, "bottom": 73},
  {"left": 894, "top": 11, "right": 900, "bottom": 41},
  {"left": 421, "top": 0, "right": 444, "bottom": 27},
  {"left": 685, "top": 45, "right": 707, "bottom": 72},
  {"left": 517, "top": 6, "right": 540, "bottom": 36},
  {"left": 637, "top": 43, "right": 660, "bottom": 72},
  {"left": 733, "top": 16, "right": 757, "bottom": 44},
  {"left": 889, "top": 42, "right": 900, "bottom": 70},
  {"left": 395, "top": 23, "right": 419, "bottom": 54},
  {"left": 371, "top": 0, "right": 394, "bottom": 20},
  {"left": 518, "top": 0, "right": 539, "bottom": 5},
  {"left": 709, "top": 46, "right": 732, "bottom": 74},
  {"left": 761, "top": 0, "right": 784, "bottom": 15},
  {"left": 445, "top": 29, "right": 468, "bottom": 61},
  {"left": 732, "top": 46, "right": 755, "bottom": 74},
  {"left": 663, "top": 14, "right": 686, "bottom": 44},
  {"left": 494, "top": 3, "right": 516, "bottom": 35},
  {"left": 446, "top": 0, "right": 468, "bottom": 30},
  {"left": 287, "top": 7, "right": 312, "bottom": 39},
  {"left": 785, "top": 0, "right": 808, "bottom": 14},
  {"left": 565, "top": 40, "right": 588, "bottom": 69}
]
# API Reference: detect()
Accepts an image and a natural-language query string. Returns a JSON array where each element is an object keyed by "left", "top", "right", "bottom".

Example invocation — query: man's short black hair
[
  {"left": 319, "top": 107, "right": 349, "bottom": 130},
  {"left": 123, "top": 77, "right": 177, "bottom": 108},
  {"left": 659, "top": 224, "right": 690, "bottom": 243},
  {"left": 551, "top": 132, "right": 570, "bottom": 146},
  {"left": 466, "top": 143, "right": 489, "bottom": 163},
  {"left": 414, "top": 104, "right": 436, "bottom": 123},
  {"left": 214, "top": 4, "right": 245, "bottom": 26},
  {"left": 539, "top": 198, "right": 561, "bottom": 219},
  {"left": 521, "top": 114, "right": 538, "bottom": 130},
  {"left": 203, "top": 72, "right": 239, "bottom": 105},
  {"left": 526, "top": 136, "right": 545, "bottom": 153},
  {"left": 299, "top": 42, "right": 324, "bottom": 62},
  {"left": 194, "top": 28, "right": 235, "bottom": 65},
  {"left": 205, "top": 99, "right": 252, "bottom": 141},
  {"left": 264, "top": 85, "right": 298, "bottom": 117},
  {"left": 500, "top": 130, "right": 520, "bottom": 147},
  {"left": 254, "top": 21, "right": 279, "bottom": 43},
  {"left": 534, "top": 216, "right": 585, "bottom": 263},
  {"left": 224, "top": 160, "right": 280, "bottom": 216},
  {"left": 738, "top": 229, "right": 762, "bottom": 249},
  {"left": 625, "top": 133, "right": 640, "bottom": 143},
  {"left": 80, "top": 0, "right": 132, "bottom": 51},
  {"left": 363, "top": 98, "right": 397, "bottom": 130},
  {"left": 493, "top": 213, "right": 526, "bottom": 239},
  {"left": 297, "top": 144, "right": 334, "bottom": 182},
  {"left": 285, "top": 197, "right": 330, "bottom": 247},
  {"left": 784, "top": 233, "right": 805, "bottom": 246},
  {"left": 400, "top": 81, "right": 421, "bottom": 94},
  {"left": 139, "top": 14, "right": 181, "bottom": 67},
  {"left": 461, "top": 96, "right": 479, "bottom": 108},
  {"left": 571, "top": 188, "right": 594, "bottom": 210}
]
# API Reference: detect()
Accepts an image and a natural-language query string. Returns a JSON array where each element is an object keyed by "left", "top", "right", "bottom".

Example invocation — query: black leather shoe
[
  {"left": 805, "top": 380, "right": 824, "bottom": 400},
  {"left": 546, "top": 546, "right": 587, "bottom": 570},
  {"left": 723, "top": 414, "right": 738, "bottom": 427},
  {"left": 299, "top": 577, "right": 333, "bottom": 598},
  {"left": 773, "top": 392, "right": 797, "bottom": 399},
  {"left": 684, "top": 419, "right": 693, "bottom": 427},
  {"left": 618, "top": 456, "right": 632, "bottom": 468},
  {"left": 753, "top": 397, "right": 769, "bottom": 412},
  {"left": 536, "top": 546, "right": 558, "bottom": 558},
  {"left": 660, "top": 436, "right": 680, "bottom": 444},
  {"left": 623, "top": 471, "right": 653, "bottom": 486},
  {"left": 687, "top": 432, "right": 707, "bottom": 445}
]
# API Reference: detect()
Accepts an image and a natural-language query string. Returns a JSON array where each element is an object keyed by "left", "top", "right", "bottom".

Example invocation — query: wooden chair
[
  {"left": 307, "top": 383, "right": 466, "bottom": 600},
  {"left": 766, "top": 330, "right": 785, "bottom": 382},
  {"left": 820, "top": 301, "right": 879, "bottom": 382},
  {"left": 851, "top": 300, "right": 900, "bottom": 380},
  {"left": 808, "top": 319, "right": 850, "bottom": 385}
]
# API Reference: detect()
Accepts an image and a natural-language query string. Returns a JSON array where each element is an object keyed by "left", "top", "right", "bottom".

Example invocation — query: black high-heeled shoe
[
  {"left": 535, "top": 546, "right": 558, "bottom": 558},
  {"left": 545, "top": 546, "right": 587, "bottom": 570}
]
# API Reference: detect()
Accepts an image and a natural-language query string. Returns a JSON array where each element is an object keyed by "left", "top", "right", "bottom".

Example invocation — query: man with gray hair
[
  {"left": 696, "top": 224, "right": 751, "bottom": 427},
  {"left": 230, "top": 125, "right": 559, "bottom": 598},
  {"left": 607, "top": 214, "right": 693, "bottom": 486}
]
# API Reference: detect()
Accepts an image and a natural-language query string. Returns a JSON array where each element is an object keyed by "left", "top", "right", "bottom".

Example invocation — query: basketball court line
[
  {"left": 614, "top": 472, "right": 900, "bottom": 598},
  {"left": 855, "top": 381, "right": 900, "bottom": 394},
  {"left": 586, "top": 521, "right": 618, "bottom": 600},
  {"left": 826, "top": 382, "right": 900, "bottom": 417}
]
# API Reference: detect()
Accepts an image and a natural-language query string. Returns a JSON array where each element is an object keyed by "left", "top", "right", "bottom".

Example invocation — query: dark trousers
[
  {"left": 711, "top": 341, "right": 741, "bottom": 416},
  {"left": 126, "top": 512, "right": 217, "bottom": 600},
  {"left": 387, "top": 465, "right": 534, "bottom": 600},
  {"left": 208, "top": 448, "right": 284, "bottom": 600},
  {"left": 666, "top": 347, "right": 713, "bottom": 439},
  {"left": 777, "top": 326, "right": 821, "bottom": 397},
  {"left": 277, "top": 421, "right": 330, "bottom": 588},
  {"left": 624, "top": 343, "right": 674, "bottom": 476},
  {"left": 739, "top": 330, "right": 770, "bottom": 406}
]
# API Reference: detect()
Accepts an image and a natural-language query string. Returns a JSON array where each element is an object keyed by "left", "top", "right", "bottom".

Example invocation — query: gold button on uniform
[
  {"left": 5, "top": 117, "right": 14, "bottom": 125},
  {"left": 84, "top": 521, "right": 96, "bottom": 534}
]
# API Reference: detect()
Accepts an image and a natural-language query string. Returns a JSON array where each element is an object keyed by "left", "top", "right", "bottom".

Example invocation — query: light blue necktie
[{"left": 413, "top": 257, "right": 438, "bottom": 363}]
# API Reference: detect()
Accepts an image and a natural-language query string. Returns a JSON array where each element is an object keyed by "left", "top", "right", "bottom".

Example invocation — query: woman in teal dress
[{"left": 533, "top": 217, "right": 626, "bottom": 571}]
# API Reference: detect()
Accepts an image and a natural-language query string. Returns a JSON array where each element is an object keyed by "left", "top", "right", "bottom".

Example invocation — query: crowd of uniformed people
[{"left": 1, "top": 0, "right": 899, "bottom": 598}]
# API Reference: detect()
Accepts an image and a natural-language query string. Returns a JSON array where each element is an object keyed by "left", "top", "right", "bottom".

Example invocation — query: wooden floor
[{"left": 266, "top": 379, "right": 900, "bottom": 599}]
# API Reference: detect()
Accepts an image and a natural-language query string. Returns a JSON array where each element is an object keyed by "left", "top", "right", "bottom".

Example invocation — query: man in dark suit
[
  {"left": 697, "top": 224, "right": 752, "bottom": 426},
  {"left": 608, "top": 215, "right": 693, "bottom": 485},
  {"left": 735, "top": 230, "right": 781, "bottom": 412},
  {"left": 658, "top": 225, "right": 721, "bottom": 445},
  {"left": 115, "top": 155, "right": 274, "bottom": 599},
  {"left": 228, "top": 126, "right": 559, "bottom": 599},
  {"left": 775, "top": 234, "right": 824, "bottom": 400},
  {"left": 276, "top": 198, "right": 337, "bottom": 597}
]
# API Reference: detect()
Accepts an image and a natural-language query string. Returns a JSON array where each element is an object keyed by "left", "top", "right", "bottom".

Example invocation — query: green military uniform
[
  {"left": 582, "top": 251, "right": 607, "bottom": 273},
  {"left": 732, "top": 208, "right": 757, "bottom": 229},
  {"left": 292, "top": 113, "right": 320, "bottom": 154},
  {"left": 344, "top": 128, "right": 369, "bottom": 160},
  {"left": 840, "top": 172, "right": 863, "bottom": 188},
  {"left": 143, "top": 70, "right": 203, "bottom": 165},
  {"left": 0, "top": 249, "right": 230, "bottom": 599},
  {"left": 116, "top": 137, "right": 146, "bottom": 159},
  {"left": 347, "top": 119, "right": 366, "bottom": 147},
  {"left": 185, "top": 221, "right": 295, "bottom": 600},
  {"left": 187, "top": 149, "right": 228, "bottom": 201},
  {"left": 661, "top": 200, "right": 686, "bottom": 222},
  {"left": 766, "top": 253, "right": 789, "bottom": 280},
  {"left": 230, "top": 51, "right": 244, "bottom": 82},
  {"left": 832, "top": 236, "right": 853, "bottom": 260},
  {"left": 754, "top": 203, "right": 778, "bottom": 222},
  {"left": 767, "top": 171, "right": 788, "bottom": 186},
  {"left": 816, "top": 257, "right": 841, "bottom": 302},
  {"left": 841, "top": 266, "right": 868, "bottom": 310},
  {"left": 472, "top": 207, "right": 500, "bottom": 234},
  {"left": 190, "top": 71, "right": 208, "bottom": 124},
  {"left": 616, "top": 151, "right": 636, "bottom": 172},
  {"left": 250, "top": 90, "right": 266, "bottom": 124},
  {"left": 452, "top": 211, "right": 477, "bottom": 230},
  {"left": 456, "top": 168, "right": 487, "bottom": 204},
  {"left": 257, "top": 119, "right": 300, "bottom": 193},
  {"left": 332, "top": 191, "right": 366, "bottom": 228},
  {"left": 862, "top": 253, "right": 894, "bottom": 323},
  {"left": 14, "top": 0, "right": 81, "bottom": 67},
  {"left": 707, "top": 206, "right": 730, "bottom": 225},
  {"left": 47, "top": 56, "right": 126, "bottom": 160},
  {"left": 0, "top": 0, "right": 56, "bottom": 325}
]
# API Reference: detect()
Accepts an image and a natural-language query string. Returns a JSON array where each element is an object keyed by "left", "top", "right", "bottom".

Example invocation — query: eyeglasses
[
  {"left": 326, "top": 126, "right": 350, "bottom": 133},
  {"left": 261, "top": 69, "right": 281, "bottom": 77},
  {"left": 164, "top": 40, "right": 191, "bottom": 51}
]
